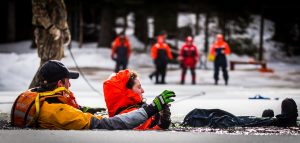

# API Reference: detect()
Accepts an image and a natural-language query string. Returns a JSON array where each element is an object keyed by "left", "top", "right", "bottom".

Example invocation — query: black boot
[
  {"left": 215, "top": 80, "right": 218, "bottom": 85},
  {"left": 275, "top": 98, "right": 298, "bottom": 127},
  {"left": 180, "top": 80, "right": 184, "bottom": 85},
  {"left": 149, "top": 74, "right": 153, "bottom": 81}
]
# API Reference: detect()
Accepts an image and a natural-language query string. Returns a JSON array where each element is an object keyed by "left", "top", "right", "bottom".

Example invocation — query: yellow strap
[
  {"left": 32, "top": 87, "right": 71, "bottom": 126},
  {"left": 39, "top": 87, "right": 71, "bottom": 97}
]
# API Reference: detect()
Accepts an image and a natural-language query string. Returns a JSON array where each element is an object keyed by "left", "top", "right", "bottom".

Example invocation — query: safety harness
[{"left": 11, "top": 87, "right": 72, "bottom": 128}]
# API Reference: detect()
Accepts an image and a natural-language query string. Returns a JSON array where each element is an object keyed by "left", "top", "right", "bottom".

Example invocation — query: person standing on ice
[
  {"left": 29, "top": 0, "right": 71, "bottom": 88},
  {"left": 178, "top": 36, "right": 199, "bottom": 85},
  {"left": 11, "top": 60, "right": 175, "bottom": 130},
  {"left": 111, "top": 34, "right": 131, "bottom": 73},
  {"left": 103, "top": 69, "right": 172, "bottom": 130},
  {"left": 149, "top": 35, "right": 173, "bottom": 84},
  {"left": 209, "top": 34, "right": 231, "bottom": 85}
]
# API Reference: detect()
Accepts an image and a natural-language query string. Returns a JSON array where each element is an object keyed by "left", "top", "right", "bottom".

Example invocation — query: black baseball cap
[{"left": 39, "top": 60, "right": 79, "bottom": 83}]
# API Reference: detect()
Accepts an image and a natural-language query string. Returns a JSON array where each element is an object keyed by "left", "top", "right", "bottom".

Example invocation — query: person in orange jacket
[
  {"left": 111, "top": 34, "right": 131, "bottom": 73},
  {"left": 11, "top": 60, "right": 175, "bottom": 130},
  {"left": 178, "top": 36, "right": 199, "bottom": 84},
  {"left": 149, "top": 36, "right": 173, "bottom": 84},
  {"left": 209, "top": 34, "right": 231, "bottom": 85},
  {"left": 103, "top": 69, "right": 173, "bottom": 130}
]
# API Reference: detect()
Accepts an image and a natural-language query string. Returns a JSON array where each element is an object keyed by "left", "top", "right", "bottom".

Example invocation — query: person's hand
[
  {"left": 48, "top": 25, "right": 61, "bottom": 40},
  {"left": 111, "top": 54, "right": 116, "bottom": 61},
  {"left": 143, "top": 90, "right": 175, "bottom": 118},
  {"left": 63, "top": 29, "right": 71, "bottom": 46},
  {"left": 152, "top": 90, "right": 175, "bottom": 112},
  {"left": 158, "top": 106, "right": 171, "bottom": 129}
]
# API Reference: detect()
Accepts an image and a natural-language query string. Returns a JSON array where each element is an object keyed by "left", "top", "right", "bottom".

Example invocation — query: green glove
[{"left": 152, "top": 90, "right": 175, "bottom": 111}]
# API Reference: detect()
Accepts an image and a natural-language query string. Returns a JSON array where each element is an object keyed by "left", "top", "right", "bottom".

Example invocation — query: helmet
[{"left": 186, "top": 36, "right": 193, "bottom": 43}]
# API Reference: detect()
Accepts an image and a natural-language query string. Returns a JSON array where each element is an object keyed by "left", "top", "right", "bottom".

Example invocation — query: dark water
[
  {"left": 170, "top": 123, "right": 300, "bottom": 135},
  {"left": 1, "top": 120, "right": 299, "bottom": 135}
]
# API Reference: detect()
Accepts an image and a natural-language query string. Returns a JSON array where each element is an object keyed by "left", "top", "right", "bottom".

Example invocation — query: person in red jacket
[
  {"left": 103, "top": 69, "right": 174, "bottom": 130},
  {"left": 209, "top": 34, "right": 231, "bottom": 85},
  {"left": 178, "top": 36, "right": 199, "bottom": 84},
  {"left": 111, "top": 34, "right": 131, "bottom": 73},
  {"left": 149, "top": 36, "right": 173, "bottom": 84}
]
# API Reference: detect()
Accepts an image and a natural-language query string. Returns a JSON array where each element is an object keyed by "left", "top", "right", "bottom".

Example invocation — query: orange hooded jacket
[
  {"left": 111, "top": 36, "right": 131, "bottom": 59},
  {"left": 209, "top": 34, "right": 231, "bottom": 56},
  {"left": 103, "top": 70, "right": 161, "bottom": 130},
  {"left": 151, "top": 36, "right": 173, "bottom": 60}
]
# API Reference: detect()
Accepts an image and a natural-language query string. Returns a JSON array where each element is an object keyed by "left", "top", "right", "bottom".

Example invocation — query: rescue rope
[
  {"left": 67, "top": 46, "right": 102, "bottom": 96},
  {"left": 174, "top": 91, "right": 206, "bottom": 103}
]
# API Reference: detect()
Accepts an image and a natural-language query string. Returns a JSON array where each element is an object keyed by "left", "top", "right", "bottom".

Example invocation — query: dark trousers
[
  {"left": 214, "top": 56, "right": 228, "bottom": 83},
  {"left": 181, "top": 67, "right": 196, "bottom": 84},
  {"left": 155, "top": 63, "right": 167, "bottom": 84},
  {"left": 115, "top": 60, "right": 128, "bottom": 73}
]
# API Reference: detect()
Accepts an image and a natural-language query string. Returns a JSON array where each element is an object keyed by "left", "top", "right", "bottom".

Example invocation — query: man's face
[{"left": 132, "top": 78, "right": 144, "bottom": 98}]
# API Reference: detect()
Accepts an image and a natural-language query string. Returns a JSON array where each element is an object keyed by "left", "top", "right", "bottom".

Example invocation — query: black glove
[
  {"left": 158, "top": 106, "right": 171, "bottom": 129},
  {"left": 143, "top": 90, "right": 175, "bottom": 117}
]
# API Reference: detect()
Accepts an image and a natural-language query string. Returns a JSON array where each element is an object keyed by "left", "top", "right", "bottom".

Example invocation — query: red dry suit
[{"left": 179, "top": 44, "right": 199, "bottom": 68}]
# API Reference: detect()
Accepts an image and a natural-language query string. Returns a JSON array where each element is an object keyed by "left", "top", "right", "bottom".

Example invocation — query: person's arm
[
  {"left": 165, "top": 45, "right": 173, "bottom": 60},
  {"left": 111, "top": 40, "right": 117, "bottom": 60},
  {"left": 90, "top": 90, "right": 176, "bottom": 130},
  {"left": 194, "top": 45, "right": 199, "bottom": 62},
  {"left": 90, "top": 108, "right": 148, "bottom": 129},
  {"left": 209, "top": 45, "right": 215, "bottom": 56},
  {"left": 224, "top": 43, "right": 231, "bottom": 55},
  {"left": 151, "top": 45, "right": 157, "bottom": 60},
  {"left": 178, "top": 45, "right": 184, "bottom": 61},
  {"left": 32, "top": 0, "right": 52, "bottom": 29},
  {"left": 127, "top": 40, "right": 131, "bottom": 59}
]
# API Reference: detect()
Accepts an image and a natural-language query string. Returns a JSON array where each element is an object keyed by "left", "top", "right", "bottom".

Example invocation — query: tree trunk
[
  {"left": 204, "top": 12, "right": 210, "bottom": 55},
  {"left": 195, "top": 12, "right": 200, "bottom": 36},
  {"left": 218, "top": 12, "right": 227, "bottom": 39},
  {"left": 7, "top": 0, "right": 16, "bottom": 42},
  {"left": 153, "top": 10, "right": 177, "bottom": 37},
  {"left": 259, "top": 14, "right": 265, "bottom": 61},
  {"left": 79, "top": 0, "right": 83, "bottom": 48},
  {"left": 123, "top": 13, "right": 127, "bottom": 34},
  {"left": 202, "top": 12, "right": 210, "bottom": 70},
  {"left": 134, "top": 9, "right": 148, "bottom": 44},
  {"left": 98, "top": 5, "right": 114, "bottom": 48}
]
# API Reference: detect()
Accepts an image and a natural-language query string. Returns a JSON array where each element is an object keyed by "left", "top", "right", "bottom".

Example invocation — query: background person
[
  {"left": 29, "top": 0, "right": 71, "bottom": 88},
  {"left": 111, "top": 34, "right": 131, "bottom": 73},
  {"left": 178, "top": 36, "right": 199, "bottom": 84},
  {"left": 150, "top": 36, "right": 173, "bottom": 84},
  {"left": 209, "top": 34, "right": 231, "bottom": 85}
]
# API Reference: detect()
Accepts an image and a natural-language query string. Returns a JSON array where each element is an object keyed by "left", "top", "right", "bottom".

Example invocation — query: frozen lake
[{"left": 1, "top": 42, "right": 300, "bottom": 142}]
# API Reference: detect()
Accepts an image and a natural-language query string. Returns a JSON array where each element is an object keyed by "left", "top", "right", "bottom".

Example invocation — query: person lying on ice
[
  {"left": 11, "top": 60, "right": 175, "bottom": 130},
  {"left": 103, "top": 69, "right": 172, "bottom": 130},
  {"left": 182, "top": 98, "right": 298, "bottom": 128}
]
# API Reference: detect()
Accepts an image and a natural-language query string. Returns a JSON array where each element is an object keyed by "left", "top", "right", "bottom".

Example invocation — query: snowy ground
[{"left": 1, "top": 41, "right": 300, "bottom": 142}]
